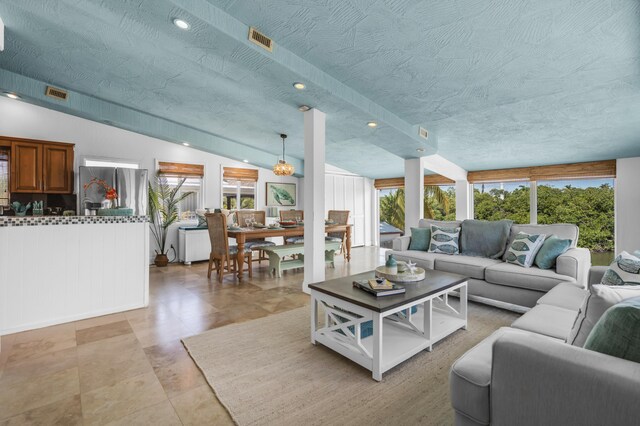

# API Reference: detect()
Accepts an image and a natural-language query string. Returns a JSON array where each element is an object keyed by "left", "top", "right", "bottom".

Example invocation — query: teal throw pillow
[
  {"left": 601, "top": 251, "right": 640, "bottom": 286},
  {"left": 428, "top": 225, "right": 460, "bottom": 255},
  {"left": 505, "top": 232, "right": 546, "bottom": 268},
  {"left": 534, "top": 235, "right": 572, "bottom": 270},
  {"left": 408, "top": 227, "right": 431, "bottom": 251},
  {"left": 583, "top": 296, "right": 640, "bottom": 363}
]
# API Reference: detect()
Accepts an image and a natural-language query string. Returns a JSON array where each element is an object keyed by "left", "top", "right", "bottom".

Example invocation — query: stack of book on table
[{"left": 353, "top": 278, "right": 405, "bottom": 297}]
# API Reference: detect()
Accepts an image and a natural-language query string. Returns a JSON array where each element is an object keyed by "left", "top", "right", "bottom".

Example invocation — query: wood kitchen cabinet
[
  {"left": 43, "top": 144, "right": 74, "bottom": 193},
  {"left": 4, "top": 137, "right": 75, "bottom": 194},
  {"left": 11, "top": 141, "right": 42, "bottom": 192}
]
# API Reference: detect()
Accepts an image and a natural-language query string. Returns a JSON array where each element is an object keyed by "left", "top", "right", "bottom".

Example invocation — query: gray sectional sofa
[
  {"left": 450, "top": 268, "right": 640, "bottom": 426},
  {"left": 390, "top": 219, "right": 591, "bottom": 311}
]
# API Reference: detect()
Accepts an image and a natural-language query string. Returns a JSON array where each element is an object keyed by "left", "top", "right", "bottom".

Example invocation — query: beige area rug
[{"left": 183, "top": 303, "right": 519, "bottom": 426}]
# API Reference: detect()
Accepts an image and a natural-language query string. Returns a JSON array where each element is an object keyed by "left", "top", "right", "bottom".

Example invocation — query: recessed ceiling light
[
  {"left": 172, "top": 18, "right": 190, "bottom": 30},
  {"left": 298, "top": 105, "right": 310, "bottom": 112},
  {"left": 4, "top": 92, "right": 20, "bottom": 100},
  {"left": 243, "top": 159, "right": 249, "bottom": 163},
  {"left": 367, "top": 121, "right": 377, "bottom": 128},
  {"left": 293, "top": 82, "right": 306, "bottom": 90},
  {"left": 182, "top": 142, "right": 190, "bottom": 146},
  {"left": 416, "top": 148, "right": 425, "bottom": 153}
]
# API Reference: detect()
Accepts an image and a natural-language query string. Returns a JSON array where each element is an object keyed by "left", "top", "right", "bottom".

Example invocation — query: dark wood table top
[{"left": 308, "top": 269, "right": 468, "bottom": 313}]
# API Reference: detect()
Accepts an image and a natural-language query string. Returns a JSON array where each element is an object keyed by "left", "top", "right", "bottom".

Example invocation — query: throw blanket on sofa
[{"left": 461, "top": 219, "right": 513, "bottom": 259}]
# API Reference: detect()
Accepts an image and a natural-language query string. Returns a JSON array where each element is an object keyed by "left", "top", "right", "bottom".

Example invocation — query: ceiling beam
[
  {"left": 168, "top": 0, "right": 438, "bottom": 158},
  {"left": 421, "top": 154, "right": 468, "bottom": 181},
  {"left": 0, "top": 70, "right": 304, "bottom": 175}
]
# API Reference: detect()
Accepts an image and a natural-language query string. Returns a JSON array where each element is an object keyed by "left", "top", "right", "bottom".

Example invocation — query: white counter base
[{"left": 0, "top": 220, "right": 149, "bottom": 345}]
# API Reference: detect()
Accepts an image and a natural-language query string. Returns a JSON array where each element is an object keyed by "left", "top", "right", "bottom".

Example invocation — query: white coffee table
[{"left": 309, "top": 270, "right": 468, "bottom": 381}]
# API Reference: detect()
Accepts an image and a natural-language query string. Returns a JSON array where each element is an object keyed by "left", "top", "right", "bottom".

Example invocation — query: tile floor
[{"left": 0, "top": 246, "right": 386, "bottom": 425}]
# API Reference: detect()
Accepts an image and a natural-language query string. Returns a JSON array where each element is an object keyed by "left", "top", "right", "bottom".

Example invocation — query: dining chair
[
  {"left": 326, "top": 210, "right": 350, "bottom": 256},
  {"left": 280, "top": 210, "right": 305, "bottom": 244},
  {"left": 205, "top": 213, "right": 253, "bottom": 281},
  {"left": 235, "top": 210, "right": 275, "bottom": 263}
]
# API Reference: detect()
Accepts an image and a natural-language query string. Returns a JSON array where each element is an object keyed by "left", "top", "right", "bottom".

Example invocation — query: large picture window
[
  {"left": 537, "top": 178, "right": 615, "bottom": 266},
  {"left": 473, "top": 182, "right": 530, "bottom": 224},
  {"left": 157, "top": 161, "right": 205, "bottom": 219}
]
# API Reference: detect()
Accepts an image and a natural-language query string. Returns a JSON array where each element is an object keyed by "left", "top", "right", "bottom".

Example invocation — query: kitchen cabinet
[
  {"left": 43, "top": 144, "right": 74, "bottom": 193},
  {"left": 4, "top": 137, "right": 75, "bottom": 194},
  {"left": 11, "top": 141, "right": 42, "bottom": 192}
]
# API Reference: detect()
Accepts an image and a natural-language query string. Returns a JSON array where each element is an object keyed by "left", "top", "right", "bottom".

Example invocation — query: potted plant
[{"left": 148, "top": 175, "right": 194, "bottom": 267}]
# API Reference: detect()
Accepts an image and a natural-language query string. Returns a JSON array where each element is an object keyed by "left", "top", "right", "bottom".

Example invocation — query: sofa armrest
[
  {"left": 392, "top": 235, "right": 411, "bottom": 251},
  {"left": 588, "top": 266, "right": 608, "bottom": 287},
  {"left": 491, "top": 333, "right": 640, "bottom": 426},
  {"left": 556, "top": 247, "right": 591, "bottom": 288}
]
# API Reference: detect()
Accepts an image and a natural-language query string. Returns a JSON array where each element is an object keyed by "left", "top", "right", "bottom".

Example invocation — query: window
[
  {"left": 537, "top": 178, "right": 615, "bottom": 266},
  {"left": 84, "top": 158, "right": 139, "bottom": 169},
  {"left": 377, "top": 184, "right": 456, "bottom": 247},
  {"left": 0, "top": 148, "right": 8, "bottom": 206},
  {"left": 473, "top": 181, "right": 530, "bottom": 224},
  {"left": 222, "top": 167, "right": 258, "bottom": 210},
  {"left": 157, "top": 161, "right": 205, "bottom": 220},
  {"left": 222, "top": 180, "right": 256, "bottom": 209},
  {"left": 164, "top": 176, "right": 203, "bottom": 218}
]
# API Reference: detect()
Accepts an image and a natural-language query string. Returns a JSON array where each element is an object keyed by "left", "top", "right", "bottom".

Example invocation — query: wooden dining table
[{"left": 227, "top": 224, "right": 352, "bottom": 280}]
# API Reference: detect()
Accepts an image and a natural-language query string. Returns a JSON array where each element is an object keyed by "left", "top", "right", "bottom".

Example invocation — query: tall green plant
[
  {"left": 148, "top": 176, "right": 195, "bottom": 255},
  {"left": 380, "top": 186, "right": 450, "bottom": 231}
]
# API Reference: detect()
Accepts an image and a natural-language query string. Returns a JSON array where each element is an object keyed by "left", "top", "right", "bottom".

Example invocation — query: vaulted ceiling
[{"left": 0, "top": 0, "right": 639, "bottom": 178}]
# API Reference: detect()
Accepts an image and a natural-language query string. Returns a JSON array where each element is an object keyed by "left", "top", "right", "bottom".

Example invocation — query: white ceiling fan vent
[
  {"left": 418, "top": 127, "right": 428, "bottom": 140},
  {"left": 45, "top": 86, "right": 68, "bottom": 101},
  {"left": 248, "top": 27, "right": 273, "bottom": 52}
]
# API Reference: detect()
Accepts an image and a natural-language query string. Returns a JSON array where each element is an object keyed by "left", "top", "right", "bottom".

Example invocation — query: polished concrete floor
[{"left": 0, "top": 246, "right": 386, "bottom": 425}]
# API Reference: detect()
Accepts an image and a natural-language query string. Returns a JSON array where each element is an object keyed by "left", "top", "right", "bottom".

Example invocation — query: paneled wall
[{"left": 324, "top": 173, "right": 375, "bottom": 247}]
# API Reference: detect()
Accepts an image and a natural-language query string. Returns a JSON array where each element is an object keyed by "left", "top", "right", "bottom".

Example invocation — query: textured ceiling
[{"left": 0, "top": 0, "right": 639, "bottom": 178}]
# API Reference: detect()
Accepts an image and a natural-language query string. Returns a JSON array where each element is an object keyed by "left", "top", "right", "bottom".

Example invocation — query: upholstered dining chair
[
  {"left": 205, "top": 213, "right": 252, "bottom": 281},
  {"left": 327, "top": 210, "right": 350, "bottom": 255},
  {"left": 235, "top": 210, "right": 275, "bottom": 263},
  {"left": 280, "top": 210, "right": 305, "bottom": 244}
]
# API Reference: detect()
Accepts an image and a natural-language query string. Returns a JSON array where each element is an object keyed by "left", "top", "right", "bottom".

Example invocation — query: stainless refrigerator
[{"left": 79, "top": 166, "right": 148, "bottom": 215}]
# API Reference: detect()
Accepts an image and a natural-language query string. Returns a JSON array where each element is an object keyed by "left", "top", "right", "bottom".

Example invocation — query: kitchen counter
[
  {"left": 0, "top": 215, "right": 149, "bottom": 347},
  {"left": 0, "top": 215, "right": 148, "bottom": 226}
]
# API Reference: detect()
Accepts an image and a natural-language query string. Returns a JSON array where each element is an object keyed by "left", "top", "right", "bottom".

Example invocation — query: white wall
[
  {"left": 324, "top": 173, "right": 375, "bottom": 247},
  {"left": 615, "top": 157, "right": 640, "bottom": 254},
  {"left": 0, "top": 97, "right": 300, "bottom": 259}
]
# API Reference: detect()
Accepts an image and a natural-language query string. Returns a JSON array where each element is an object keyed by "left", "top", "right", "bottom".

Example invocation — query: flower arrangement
[{"left": 84, "top": 177, "right": 118, "bottom": 208}]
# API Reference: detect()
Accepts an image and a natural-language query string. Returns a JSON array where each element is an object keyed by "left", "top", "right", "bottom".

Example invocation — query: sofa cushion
[
  {"left": 511, "top": 304, "right": 578, "bottom": 340},
  {"left": 505, "top": 232, "right": 546, "bottom": 268},
  {"left": 600, "top": 251, "right": 640, "bottom": 286},
  {"left": 408, "top": 227, "right": 430, "bottom": 251},
  {"left": 450, "top": 327, "right": 559, "bottom": 425},
  {"left": 460, "top": 219, "right": 513, "bottom": 259},
  {"left": 435, "top": 256, "right": 503, "bottom": 280},
  {"left": 568, "top": 284, "right": 640, "bottom": 347},
  {"left": 503, "top": 224, "right": 579, "bottom": 260},
  {"left": 536, "top": 282, "right": 587, "bottom": 311},
  {"left": 485, "top": 262, "right": 575, "bottom": 292},
  {"left": 534, "top": 235, "right": 572, "bottom": 270},
  {"left": 584, "top": 296, "right": 640, "bottom": 363},
  {"left": 428, "top": 224, "right": 461, "bottom": 255},
  {"left": 389, "top": 250, "right": 452, "bottom": 270}
]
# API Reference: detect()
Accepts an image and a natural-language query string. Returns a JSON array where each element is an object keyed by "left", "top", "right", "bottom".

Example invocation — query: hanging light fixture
[{"left": 273, "top": 133, "right": 295, "bottom": 176}]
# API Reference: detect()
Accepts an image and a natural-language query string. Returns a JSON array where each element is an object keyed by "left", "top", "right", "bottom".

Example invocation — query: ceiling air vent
[
  {"left": 418, "top": 127, "right": 428, "bottom": 140},
  {"left": 248, "top": 27, "right": 273, "bottom": 52},
  {"left": 45, "top": 86, "right": 68, "bottom": 101}
]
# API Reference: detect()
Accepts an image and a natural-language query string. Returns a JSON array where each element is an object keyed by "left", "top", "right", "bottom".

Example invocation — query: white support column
[
  {"left": 405, "top": 158, "right": 425, "bottom": 235},
  {"left": 303, "top": 108, "right": 326, "bottom": 293},
  {"left": 455, "top": 180, "right": 473, "bottom": 220}
]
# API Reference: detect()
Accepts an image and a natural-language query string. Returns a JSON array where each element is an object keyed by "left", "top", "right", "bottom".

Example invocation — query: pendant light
[{"left": 273, "top": 133, "right": 295, "bottom": 176}]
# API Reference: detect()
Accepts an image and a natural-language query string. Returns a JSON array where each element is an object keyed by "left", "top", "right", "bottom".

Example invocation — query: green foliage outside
[
  {"left": 473, "top": 185, "right": 530, "bottom": 224},
  {"left": 380, "top": 186, "right": 456, "bottom": 231}
]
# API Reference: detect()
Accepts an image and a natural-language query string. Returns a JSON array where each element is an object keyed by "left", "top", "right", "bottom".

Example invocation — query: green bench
[{"left": 262, "top": 241, "right": 342, "bottom": 277}]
